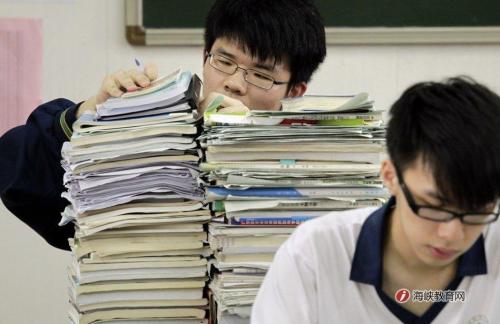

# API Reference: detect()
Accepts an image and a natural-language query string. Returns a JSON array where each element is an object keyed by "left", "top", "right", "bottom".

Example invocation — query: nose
[
  {"left": 223, "top": 68, "right": 247, "bottom": 96},
  {"left": 436, "top": 218, "right": 465, "bottom": 242}
]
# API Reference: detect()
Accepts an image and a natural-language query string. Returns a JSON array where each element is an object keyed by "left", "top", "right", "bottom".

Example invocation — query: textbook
[
  {"left": 73, "top": 111, "right": 198, "bottom": 134},
  {"left": 214, "top": 252, "right": 275, "bottom": 264},
  {"left": 206, "top": 150, "right": 384, "bottom": 164},
  {"left": 230, "top": 216, "right": 315, "bottom": 226},
  {"left": 201, "top": 161, "right": 382, "bottom": 173},
  {"left": 205, "top": 141, "right": 385, "bottom": 152},
  {"left": 208, "top": 223, "right": 295, "bottom": 236},
  {"left": 75, "top": 213, "right": 211, "bottom": 237},
  {"left": 96, "top": 70, "right": 200, "bottom": 116},
  {"left": 214, "top": 198, "right": 384, "bottom": 213},
  {"left": 249, "top": 110, "right": 382, "bottom": 120},
  {"left": 224, "top": 209, "right": 339, "bottom": 226},
  {"left": 227, "top": 209, "right": 328, "bottom": 218},
  {"left": 279, "top": 92, "right": 373, "bottom": 112},
  {"left": 203, "top": 92, "right": 377, "bottom": 127},
  {"left": 69, "top": 305, "right": 206, "bottom": 324},
  {"left": 203, "top": 111, "right": 380, "bottom": 126},
  {"left": 73, "top": 231, "right": 207, "bottom": 259},
  {"left": 71, "top": 278, "right": 206, "bottom": 295},
  {"left": 220, "top": 174, "right": 384, "bottom": 187},
  {"left": 75, "top": 299, "right": 208, "bottom": 314},
  {"left": 208, "top": 233, "right": 289, "bottom": 250},
  {"left": 70, "top": 124, "right": 197, "bottom": 147},
  {"left": 68, "top": 155, "right": 200, "bottom": 174},
  {"left": 81, "top": 209, "right": 210, "bottom": 222},
  {"left": 77, "top": 223, "right": 205, "bottom": 240},
  {"left": 74, "top": 288, "right": 204, "bottom": 307},
  {"left": 63, "top": 152, "right": 200, "bottom": 174},
  {"left": 206, "top": 186, "right": 388, "bottom": 201},
  {"left": 120, "top": 67, "right": 182, "bottom": 99},
  {"left": 98, "top": 101, "right": 193, "bottom": 121}
]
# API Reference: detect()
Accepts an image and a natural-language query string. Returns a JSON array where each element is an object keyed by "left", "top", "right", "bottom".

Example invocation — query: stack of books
[
  {"left": 200, "top": 93, "right": 389, "bottom": 323},
  {"left": 60, "top": 69, "right": 210, "bottom": 324}
]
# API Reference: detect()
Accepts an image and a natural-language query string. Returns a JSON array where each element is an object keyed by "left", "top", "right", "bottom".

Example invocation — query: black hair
[
  {"left": 387, "top": 76, "right": 500, "bottom": 210},
  {"left": 204, "top": 0, "right": 326, "bottom": 89}
]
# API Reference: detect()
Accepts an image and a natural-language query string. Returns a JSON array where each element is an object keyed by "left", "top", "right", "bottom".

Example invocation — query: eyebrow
[
  {"left": 425, "top": 191, "right": 447, "bottom": 200},
  {"left": 415, "top": 190, "right": 449, "bottom": 206},
  {"left": 253, "top": 61, "right": 276, "bottom": 72},
  {"left": 215, "top": 48, "right": 276, "bottom": 72}
]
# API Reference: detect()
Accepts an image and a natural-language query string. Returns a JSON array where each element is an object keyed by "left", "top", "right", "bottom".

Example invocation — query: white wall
[{"left": 1, "top": 1, "right": 499, "bottom": 323}]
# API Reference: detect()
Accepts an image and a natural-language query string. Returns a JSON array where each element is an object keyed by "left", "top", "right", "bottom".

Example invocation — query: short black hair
[
  {"left": 204, "top": 0, "right": 326, "bottom": 89},
  {"left": 387, "top": 77, "right": 500, "bottom": 210}
]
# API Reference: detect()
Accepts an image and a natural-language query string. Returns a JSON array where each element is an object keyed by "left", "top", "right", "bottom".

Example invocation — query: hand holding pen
[{"left": 76, "top": 60, "right": 158, "bottom": 118}]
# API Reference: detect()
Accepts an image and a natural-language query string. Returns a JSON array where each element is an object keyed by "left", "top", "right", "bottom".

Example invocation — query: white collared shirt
[{"left": 251, "top": 205, "right": 500, "bottom": 324}]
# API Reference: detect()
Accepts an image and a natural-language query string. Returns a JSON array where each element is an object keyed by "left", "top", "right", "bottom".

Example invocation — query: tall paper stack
[
  {"left": 60, "top": 69, "right": 210, "bottom": 324},
  {"left": 200, "top": 93, "right": 389, "bottom": 323}
]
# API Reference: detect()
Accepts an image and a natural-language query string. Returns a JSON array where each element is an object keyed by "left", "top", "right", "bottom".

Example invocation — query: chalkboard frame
[{"left": 125, "top": 0, "right": 500, "bottom": 46}]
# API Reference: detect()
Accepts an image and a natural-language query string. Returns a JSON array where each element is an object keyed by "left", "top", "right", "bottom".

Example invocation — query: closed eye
[
  {"left": 216, "top": 58, "right": 233, "bottom": 66},
  {"left": 250, "top": 70, "right": 273, "bottom": 81}
]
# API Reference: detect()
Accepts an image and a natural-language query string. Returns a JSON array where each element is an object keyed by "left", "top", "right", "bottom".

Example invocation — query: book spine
[
  {"left": 278, "top": 114, "right": 380, "bottom": 121},
  {"left": 207, "top": 186, "right": 388, "bottom": 199},
  {"left": 212, "top": 201, "right": 225, "bottom": 212},
  {"left": 207, "top": 187, "right": 301, "bottom": 199},
  {"left": 231, "top": 216, "right": 314, "bottom": 226}
]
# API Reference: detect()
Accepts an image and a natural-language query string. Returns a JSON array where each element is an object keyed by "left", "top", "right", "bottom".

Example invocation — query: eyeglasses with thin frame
[
  {"left": 395, "top": 167, "right": 499, "bottom": 225},
  {"left": 207, "top": 53, "right": 289, "bottom": 90}
]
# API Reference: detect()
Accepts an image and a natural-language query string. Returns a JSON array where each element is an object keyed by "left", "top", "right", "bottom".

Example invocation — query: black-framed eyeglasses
[
  {"left": 207, "top": 53, "right": 289, "bottom": 90},
  {"left": 395, "top": 166, "right": 499, "bottom": 225}
]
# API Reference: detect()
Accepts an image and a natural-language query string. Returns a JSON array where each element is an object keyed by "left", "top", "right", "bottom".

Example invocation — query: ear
[
  {"left": 380, "top": 159, "right": 400, "bottom": 196},
  {"left": 287, "top": 82, "right": 307, "bottom": 98}
]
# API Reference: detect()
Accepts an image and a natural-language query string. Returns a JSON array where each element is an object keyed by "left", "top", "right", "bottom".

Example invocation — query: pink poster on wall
[{"left": 0, "top": 18, "right": 43, "bottom": 136}]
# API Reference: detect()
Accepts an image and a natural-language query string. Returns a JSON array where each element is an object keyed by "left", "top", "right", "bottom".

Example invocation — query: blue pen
[{"left": 134, "top": 58, "right": 143, "bottom": 70}]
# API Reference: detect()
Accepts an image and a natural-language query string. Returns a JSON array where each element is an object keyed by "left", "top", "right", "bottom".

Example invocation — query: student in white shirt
[{"left": 251, "top": 77, "right": 500, "bottom": 324}]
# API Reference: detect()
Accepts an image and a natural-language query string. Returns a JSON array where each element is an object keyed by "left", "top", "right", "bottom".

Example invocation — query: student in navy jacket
[{"left": 0, "top": 0, "right": 326, "bottom": 250}]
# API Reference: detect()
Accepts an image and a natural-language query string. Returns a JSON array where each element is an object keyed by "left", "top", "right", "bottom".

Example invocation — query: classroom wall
[{"left": 1, "top": 1, "right": 499, "bottom": 323}]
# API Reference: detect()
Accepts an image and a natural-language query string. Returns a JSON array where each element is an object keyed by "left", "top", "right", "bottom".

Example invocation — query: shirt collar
[{"left": 349, "top": 197, "right": 487, "bottom": 287}]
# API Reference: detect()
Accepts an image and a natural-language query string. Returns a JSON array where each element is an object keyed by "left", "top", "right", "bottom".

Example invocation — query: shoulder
[
  {"left": 291, "top": 207, "right": 377, "bottom": 244},
  {"left": 282, "top": 207, "right": 378, "bottom": 265},
  {"left": 484, "top": 220, "right": 500, "bottom": 273}
]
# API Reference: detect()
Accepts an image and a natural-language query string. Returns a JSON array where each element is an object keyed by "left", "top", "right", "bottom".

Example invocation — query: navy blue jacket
[{"left": 0, "top": 99, "right": 80, "bottom": 250}]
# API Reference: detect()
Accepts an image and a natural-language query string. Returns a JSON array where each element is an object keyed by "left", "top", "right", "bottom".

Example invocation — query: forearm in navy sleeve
[{"left": 0, "top": 98, "right": 81, "bottom": 250}]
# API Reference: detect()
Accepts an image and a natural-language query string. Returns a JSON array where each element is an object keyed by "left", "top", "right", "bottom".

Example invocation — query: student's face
[
  {"left": 202, "top": 37, "right": 306, "bottom": 111},
  {"left": 382, "top": 158, "right": 492, "bottom": 269}
]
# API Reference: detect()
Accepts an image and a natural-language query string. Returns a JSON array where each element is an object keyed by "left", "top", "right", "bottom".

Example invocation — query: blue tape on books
[
  {"left": 208, "top": 187, "right": 301, "bottom": 197},
  {"left": 280, "top": 159, "right": 296, "bottom": 165}
]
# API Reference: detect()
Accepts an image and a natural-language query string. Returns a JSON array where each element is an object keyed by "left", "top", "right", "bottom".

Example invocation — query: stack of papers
[
  {"left": 60, "top": 69, "right": 209, "bottom": 324},
  {"left": 200, "top": 93, "right": 390, "bottom": 323}
]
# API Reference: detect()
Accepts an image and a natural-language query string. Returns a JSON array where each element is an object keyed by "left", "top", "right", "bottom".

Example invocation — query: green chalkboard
[
  {"left": 143, "top": 0, "right": 212, "bottom": 29},
  {"left": 125, "top": 0, "right": 500, "bottom": 45},
  {"left": 142, "top": 0, "right": 500, "bottom": 28}
]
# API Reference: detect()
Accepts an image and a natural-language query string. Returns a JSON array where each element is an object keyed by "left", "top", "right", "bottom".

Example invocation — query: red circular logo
[{"left": 395, "top": 288, "right": 411, "bottom": 303}]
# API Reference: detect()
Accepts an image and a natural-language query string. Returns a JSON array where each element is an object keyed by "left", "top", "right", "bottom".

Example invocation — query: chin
[{"left": 419, "top": 248, "right": 460, "bottom": 268}]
